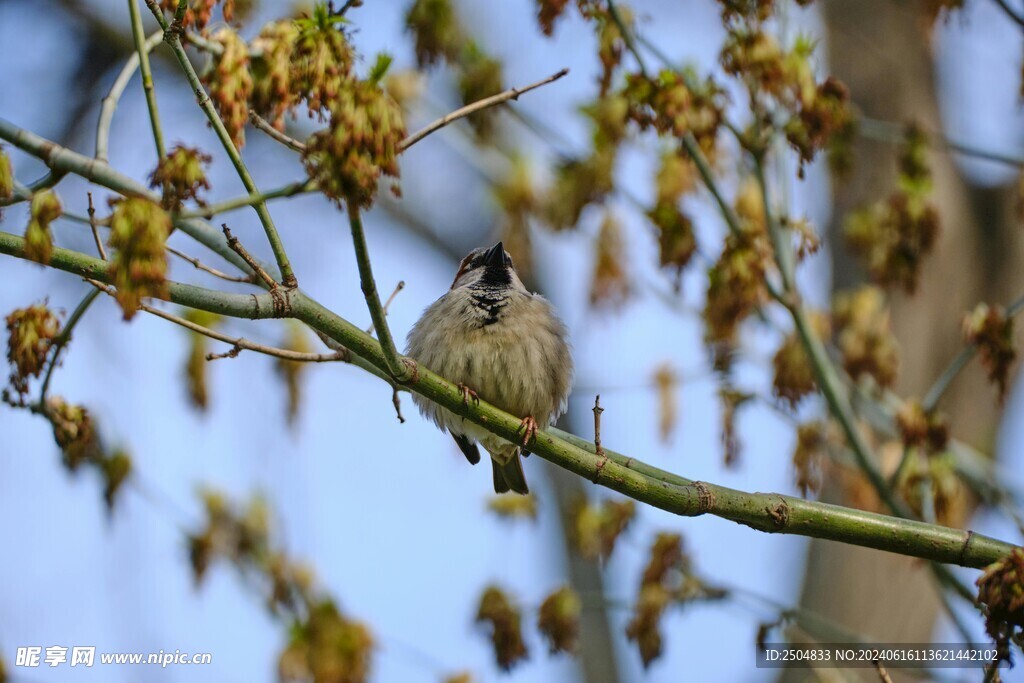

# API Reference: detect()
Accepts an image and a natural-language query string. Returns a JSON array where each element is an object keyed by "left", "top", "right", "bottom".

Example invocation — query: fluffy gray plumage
[{"left": 405, "top": 242, "right": 573, "bottom": 494}]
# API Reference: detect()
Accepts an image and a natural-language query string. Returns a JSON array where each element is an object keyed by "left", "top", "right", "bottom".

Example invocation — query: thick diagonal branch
[{"left": 1, "top": 230, "right": 1017, "bottom": 570}]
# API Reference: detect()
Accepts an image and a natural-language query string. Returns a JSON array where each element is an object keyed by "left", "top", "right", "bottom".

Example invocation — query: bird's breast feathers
[{"left": 406, "top": 290, "right": 572, "bottom": 435}]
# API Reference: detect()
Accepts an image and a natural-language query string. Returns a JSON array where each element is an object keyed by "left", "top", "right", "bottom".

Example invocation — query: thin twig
[
  {"left": 992, "top": 0, "right": 1024, "bottom": 28},
  {"left": 754, "top": 153, "right": 908, "bottom": 518},
  {"left": 872, "top": 660, "right": 893, "bottom": 683},
  {"left": 593, "top": 395, "right": 605, "bottom": 457},
  {"left": 204, "top": 71, "right": 571, "bottom": 217},
  {"left": 0, "top": 170, "right": 67, "bottom": 208},
  {"left": 392, "top": 386, "right": 405, "bottom": 424},
  {"left": 87, "top": 193, "right": 107, "bottom": 261},
  {"left": 365, "top": 280, "right": 405, "bottom": 335},
  {"left": 347, "top": 202, "right": 410, "bottom": 380},
  {"left": 399, "top": 68, "right": 570, "bottom": 151},
  {"left": 921, "top": 293, "right": 1024, "bottom": 412},
  {"left": 96, "top": 29, "right": 163, "bottom": 162},
  {"left": 145, "top": 0, "right": 298, "bottom": 287},
  {"left": 86, "top": 278, "right": 346, "bottom": 363},
  {"left": 38, "top": 289, "right": 101, "bottom": 404},
  {"left": 128, "top": 0, "right": 165, "bottom": 159},
  {"left": 249, "top": 111, "right": 306, "bottom": 153},
  {"left": 606, "top": 0, "right": 649, "bottom": 77},
  {"left": 859, "top": 116, "right": 1024, "bottom": 169},
  {"left": 178, "top": 180, "right": 314, "bottom": 219},
  {"left": 166, "top": 244, "right": 254, "bottom": 283},
  {"left": 222, "top": 224, "right": 277, "bottom": 289}
]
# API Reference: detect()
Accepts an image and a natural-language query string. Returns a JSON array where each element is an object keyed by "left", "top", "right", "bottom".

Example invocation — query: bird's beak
[{"left": 483, "top": 242, "right": 506, "bottom": 267}]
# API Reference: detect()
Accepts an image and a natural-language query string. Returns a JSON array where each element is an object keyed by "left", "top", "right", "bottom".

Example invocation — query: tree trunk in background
[
  {"left": 545, "top": 437, "right": 624, "bottom": 683},
  {"left": 783, "top": 2, "right": 1022, "bottom": 679}
]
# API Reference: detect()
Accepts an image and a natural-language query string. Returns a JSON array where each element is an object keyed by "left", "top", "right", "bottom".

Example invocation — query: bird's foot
[
  {"left": 517, "top": 415, "right": 538, "bottom": 447},
  {"left": 457, "top": 383, "right": 480, "bottom": 407}
]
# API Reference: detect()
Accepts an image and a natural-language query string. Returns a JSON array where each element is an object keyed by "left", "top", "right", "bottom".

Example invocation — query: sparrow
[{"left": 406, "top": 242, "right": 573, "bottom": 494}]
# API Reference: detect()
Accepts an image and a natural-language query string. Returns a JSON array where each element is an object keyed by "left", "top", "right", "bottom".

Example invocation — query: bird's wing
[{"left": 451, "top": 433, "right": 481, "bottom": 465}]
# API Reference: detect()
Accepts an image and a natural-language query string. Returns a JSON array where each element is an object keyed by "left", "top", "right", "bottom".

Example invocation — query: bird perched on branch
[{"left": 406, "top": 242, "right": 573, "bottom": 494}]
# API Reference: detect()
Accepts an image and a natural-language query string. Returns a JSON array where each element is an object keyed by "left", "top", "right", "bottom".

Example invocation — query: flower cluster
[
  {"left": 895, "top": 400, "right": 948, "bottom": 453},
  {"left": 845, "top": 125, "right": 939, "bottom": 293},
  {"left": 963, "top": 303, "right": 1017, "bottom": 401},
  {"left": 771, "top": 312, "right": 829, "bottom": 407},
  {"left": 46, "top": 397, "right": 100, "bottom": 471},
  {"left": 573, "top": 498, "right": 636, "bottom": 560},
  {"left": 183, "top": 309, "right": 221, "bottom": 411},
  {"left": 149, "top": 145, "right": 212, "bottom": 210},
  {"left": 535, "top": 0, "right": 573, "bottom": 36},
  {"left": 976, "top": 548, "right": 1024, "bottom": 668},
  {"left": 203, "top": 28, "right": 254, "bottom": 149},
  {"left": 625, "top": 533, "right": 711, "bottom": 667},
  {"left": 457, "top": 43, "right": 505, "bottom": 138},
  {"left": 24, "top": 190, "right": 62, "bottom": 265},
  {"left": 292, "top": 6, "right": 356, "bottom": 116},
  {"left": 653, "top": 363, "right": 678, "bottom": 443},
  {"left": 896, "top": 451, "right": 964, "bottom": 526},
  {"left": 5, "top": 302, "right": 60, "bottom": 397},
  {"left": 106, "top": 198, "right": 173, "bottom": 320},
  {"left": 492, "top": 158, "right": 537, "bottom": 279},
  {"left": 719, "top": 387, "right": 753, "bottom": 466},
  {"left": 249, "top": 21, "right": 301, "bottom": 129},
  {"left": 792, "top": 421, "right": 827, "bottom": 497},
  {"left": 589, "top": 210, "right": 631, "bottom": 309},
  {"left": 302, "top": 77, "right": 406, "bottom": 207},
  {"left": 476, "top": 585, "right": 528, "bottom": 670},
  {"left": 487, "top": 493, "right": 539, "bottom": 520},
  {"left": 623, "top": 70, "right": 727, "bottom": 155},
  {"left": 278, "top": 600, "right": 373, "bottom": 683},
  {"left": 832, "top": 286, "right": 900, "bottom": 388},
  {"left": 703, "top": 216, "right": 770, "bottom": 348},
  {"left": 275, "top": 320, "right": 312, "bottom": 426},
  {"left": 647, "top": 151, "right": 698, "bottom": 280},
  {"left": 0, "top": 145, "right": 13, "bottom": 213},
  {"left": 721, "top": 22, "right": 851, "bottom": 169},
  {"left": 186, "top": 491, "right": 371, "bottom": 682},
  {"left": 537, "top": 586, "right": 581, "bottom": 654},
  {"left": 405, "top": 0, "right": 504, "bottom": 137},
  {"left": 406, "top": 0, "right": 463, "bottom": 67},
  {"left": 539, "top": 97, "right": 626, "bottom": 229}
]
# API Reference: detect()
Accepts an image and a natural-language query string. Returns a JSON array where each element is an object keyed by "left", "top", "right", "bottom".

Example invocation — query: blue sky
[{"left": 2, "top": 1, "right": 1024, "bottom": 682}]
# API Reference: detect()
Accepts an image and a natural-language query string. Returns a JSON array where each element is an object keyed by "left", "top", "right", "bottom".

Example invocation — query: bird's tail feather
[{"left": 491, "top": 452, "right": 529, "bottom": 495}]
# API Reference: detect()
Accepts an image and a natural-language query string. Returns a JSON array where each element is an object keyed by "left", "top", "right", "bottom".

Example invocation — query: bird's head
[{"left": 450, "top": 242, "right": 526, "bottom": 292}]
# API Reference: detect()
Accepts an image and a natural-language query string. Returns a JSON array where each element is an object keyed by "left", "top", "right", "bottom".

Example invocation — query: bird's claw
[
  {"left": 458, "top": 383, "right": 480, "bottom": 407},
  {"left": 517, "top": 416, "right": 538, "bottom": 447}
]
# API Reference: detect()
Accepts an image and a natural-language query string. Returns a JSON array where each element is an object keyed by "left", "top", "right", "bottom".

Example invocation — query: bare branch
[
  {"left": 86, "top": 278, "right": 347, "bottom": 364},
  {"left": 366, "top": 280, "right": 405, "bottom": 335},
  {"left": 87, "top": 193, "right": 107, "bottom": 261},
  {"left": 249, "top": 111, "right": 306, "bottom": 153},
  {"left": 166, "top": 244, "right": 255, "bottom": 284},
  {"left": 399, "top": 68, "right": 570, "bottom": 151},
  {"left": 347, "top": 203, "right": 410, "bottom": 381},
  {"left": 222, "top": 224, "right": 278, "bottom": 290}
]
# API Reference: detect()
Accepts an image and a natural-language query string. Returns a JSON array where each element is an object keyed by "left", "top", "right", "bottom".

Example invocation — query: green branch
[
  {"left": 346, "top": 202, "right": 409, "bottom": 381},
  {"left": 128, "top": 0, "right": 165, "bottom": 159},
  {"left": 38, "top": 288, "right": 101, "bottom": 403},
  {"left": 144, "top": 1, "right": 297, "bottom": 287},
  {"left": 96, "top": 29, "right": 163, "bottom": 162},
  {"left": 1, "top": 229, "right": 1017, "bottom": 570},
  {"left": 922, "top": 294, "right": 1024, "bottom": 412},
  {"left": 753, "top": 155, "right": 910, "bottom": 517},
  {"left": 0, "top": 117, "right": 268, "bottom": 281}
]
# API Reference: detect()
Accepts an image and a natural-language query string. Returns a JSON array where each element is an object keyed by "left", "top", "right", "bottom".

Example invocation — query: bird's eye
[{"left": 504, "top": 253, "right": 513, "bottom": 267}]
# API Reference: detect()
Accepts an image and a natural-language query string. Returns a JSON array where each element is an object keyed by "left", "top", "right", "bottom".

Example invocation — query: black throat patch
[{"left": 470, "top": 287, "right": 510, "bottom": 326}]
